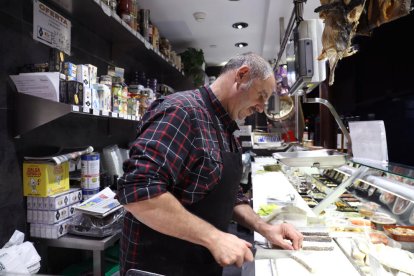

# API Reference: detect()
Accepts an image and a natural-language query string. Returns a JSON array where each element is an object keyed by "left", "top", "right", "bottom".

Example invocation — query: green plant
[{"left": 180, "top": 48, "right": 205, "bottom": 87}]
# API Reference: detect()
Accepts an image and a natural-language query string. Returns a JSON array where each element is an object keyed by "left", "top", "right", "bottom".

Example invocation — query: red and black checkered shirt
[{"left": 117, "top": 86, "right": 249, "bottom": 273}]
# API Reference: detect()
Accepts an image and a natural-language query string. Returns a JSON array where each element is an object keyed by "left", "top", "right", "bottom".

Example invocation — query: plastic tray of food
[
  {"left": 272, "top": 150, "right": 347, "bottom": 168},
  {"left": 392, "top": 197, "right": 414, "bottom": 216},
  {"left": 384, "top": 225, "right": 414, "bottom": 242}
]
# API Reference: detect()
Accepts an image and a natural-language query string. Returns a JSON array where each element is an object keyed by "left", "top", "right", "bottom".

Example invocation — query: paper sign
[
  {"left": 10, "top": 72, "right": 61, "bottom": 102},
  {"left": 33, "top": 0, "right": 71, "bottom": 55},
  {"left": 349, "top": 120, "right": 389, "bottom": 164}
]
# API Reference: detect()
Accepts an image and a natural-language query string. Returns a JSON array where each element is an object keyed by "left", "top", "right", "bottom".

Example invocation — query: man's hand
[
  {"left": 232, "top": 204, "right": 304, "bottom": 250},
  {"left": 206, "top": 232, "right": 254, "bottom": 267},
  {"left": 262, "top": 223, "right": 304, "bottom": 250}
]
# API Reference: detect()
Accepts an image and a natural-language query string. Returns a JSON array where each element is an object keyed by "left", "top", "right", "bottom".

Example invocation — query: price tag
[
  {"left": 127, "top": 115, "right": 132, "bottom": 120},
  {"left": 111, "top": 112, "right": 118, "bottom": 118},
  {"left": 72, "top": 105, "right": 80, "bottom": 112},
  {"left": 92, "top": 109, "right": 100, "bottom": 116},
  {"left": 82, "top": 107, "right": 90, "bottom": 113},
  {"left": 102, "top": 110, "right": 109, "bottom": 116},
  {"left": 131, "top": 115, "right": 136, "bottom": 121}
]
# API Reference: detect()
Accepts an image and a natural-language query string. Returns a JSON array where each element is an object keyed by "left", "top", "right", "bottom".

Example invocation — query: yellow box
[{"left": 23, "top": 162, "right": 70, "bottom": 197}]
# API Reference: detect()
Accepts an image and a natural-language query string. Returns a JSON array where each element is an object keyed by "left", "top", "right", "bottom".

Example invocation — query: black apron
[{"left": 132, "top": 87, "right": 243, "bottom": 276}]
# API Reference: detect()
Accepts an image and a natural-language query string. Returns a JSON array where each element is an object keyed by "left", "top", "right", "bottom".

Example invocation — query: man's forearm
[
  {"left": 232, "top": 204, "right": 271, "bottom": 235},
  {"left": 124, "top": 192, "right": 222, "bottom": 249}
]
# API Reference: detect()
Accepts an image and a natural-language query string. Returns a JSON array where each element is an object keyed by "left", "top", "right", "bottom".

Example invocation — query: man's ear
[{"left": 235, "top": 65, "right": 250, "bottom": 84}]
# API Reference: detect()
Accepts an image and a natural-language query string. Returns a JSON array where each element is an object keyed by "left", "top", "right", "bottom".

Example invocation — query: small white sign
[{"left": 33, "top": 0, "right": 71, "bottom": 55}]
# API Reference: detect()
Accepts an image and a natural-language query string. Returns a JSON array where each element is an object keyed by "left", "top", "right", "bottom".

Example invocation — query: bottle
[{"left": 118, "top": 0, "right": 132, "bottom": 26}]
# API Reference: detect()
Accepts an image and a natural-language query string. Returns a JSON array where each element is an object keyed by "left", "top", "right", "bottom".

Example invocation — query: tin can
[
  {"left": 81, "top": 153, "right": 100, "bottom": 177},
  {"left": 82, "top": 188, "right": 100, "bottom": 201},
  {"left": 81, "top": 175, "right": 100, "bottom": 189}
]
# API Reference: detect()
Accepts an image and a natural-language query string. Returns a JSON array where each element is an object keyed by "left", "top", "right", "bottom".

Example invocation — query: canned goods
[
  {"left": 82, "top": 188, "right": 100, "bottom": 201},
  {"left": 81, "top": 152, "right": 100, "bottom": 177},
  {"left": 81, "top": 175, "right": 100, "bottom": 189}
]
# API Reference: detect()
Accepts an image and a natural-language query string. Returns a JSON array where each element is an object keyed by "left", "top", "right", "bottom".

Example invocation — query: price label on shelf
[
  {"left": 92, "top": 109, "right": 99, "bottom": 116},
  {"left": 102, "top": 110, "right": 109, "bottom": 116},
  {"left": 82, "top": 107, "right": 90, "bottom": 113},
  {"left": 72, "top": 105, "right": 80, "bottom": 112},
  {"left": 111, "top": 112, "right": 118, "bottom": 118}
]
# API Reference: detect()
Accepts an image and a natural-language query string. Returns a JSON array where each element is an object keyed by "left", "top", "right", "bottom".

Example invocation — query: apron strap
[{"left": 199, "top": 86, "right": 226, "bottom": 152}]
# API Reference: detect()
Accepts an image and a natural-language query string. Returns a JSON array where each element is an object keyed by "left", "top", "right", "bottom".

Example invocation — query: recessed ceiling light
[
  {"left": 232, "top": 22, "right": 248, "bottom": 29},
  {"left": 235, "top": 42, "right": 248, "bottom": 48},
  {"left": 209, "top": 44, "right": 217, "bottom": 48}
]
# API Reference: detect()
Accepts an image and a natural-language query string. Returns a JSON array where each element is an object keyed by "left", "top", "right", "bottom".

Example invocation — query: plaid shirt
[
  {"left": 117, "top": 86, "right": 249, "bottom": 273},
  {"left": 117, "top": 86, "right": 248, "bottom": 206}
]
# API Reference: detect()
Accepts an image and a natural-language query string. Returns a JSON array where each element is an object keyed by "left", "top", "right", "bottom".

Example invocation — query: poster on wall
[{"left": 33, "top": 0, "right": 71, "bottom": 55}]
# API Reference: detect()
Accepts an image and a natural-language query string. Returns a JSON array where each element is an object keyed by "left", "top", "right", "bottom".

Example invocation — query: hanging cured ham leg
[{"left": 315, "top": 0, "right": 366, "bottom": 85}]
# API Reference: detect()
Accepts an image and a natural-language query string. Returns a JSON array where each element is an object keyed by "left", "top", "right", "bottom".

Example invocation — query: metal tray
[{"left": 272, "top": 150, "right": 347, "bottom": 168}]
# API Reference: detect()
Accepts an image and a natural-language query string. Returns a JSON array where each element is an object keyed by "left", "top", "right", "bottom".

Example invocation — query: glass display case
[{"left": 267, "top": 156, "right": 414, "bottom": 275}]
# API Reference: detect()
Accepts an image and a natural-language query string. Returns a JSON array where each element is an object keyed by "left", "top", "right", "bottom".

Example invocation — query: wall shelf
[
  {"left": 46, "top": 0, "right": 193, "bottom": 90},
  {"left": 14, "top": 93, "right": 139, "bottom": 138}
]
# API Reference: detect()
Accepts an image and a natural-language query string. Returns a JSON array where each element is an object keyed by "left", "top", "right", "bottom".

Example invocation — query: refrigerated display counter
[{"left": 251, "top": 154, "right": 414, "bottom": 276}]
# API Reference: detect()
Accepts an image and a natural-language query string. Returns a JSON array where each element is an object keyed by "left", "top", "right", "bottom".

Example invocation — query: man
[{"left": 117, "top": 52, "right": 303, "bottom": 276}]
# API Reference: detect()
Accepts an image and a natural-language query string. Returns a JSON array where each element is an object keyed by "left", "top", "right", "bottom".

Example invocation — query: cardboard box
[
  {"left": 83, "top": 86, "right": 92, "bottom": 108},
  {"left": 67, "top": 81, "right": 84, "bottom": 106},
  {"left": 23, "top": 162, "right": 69, "bottom": 197},
  {"left": 30, "top": 217, "right": 72, "bottom": 239},
  {"left": 27, "top": 206, "right": 69, "bottom": 224},
  {"left": 86, "top": 64, "right": 97, "bottom": 86},
  {"left": 77, "top": 64, "right": 90, "bottom": 87},
  {"left": 59, "top": 79, "right": 68, "bottom": 103},
  {"left": 48, "top": 188, "right": 81, "bottom": 210},
  {"left": 63, "top": 62, "right": 77, "bottom": 79}
]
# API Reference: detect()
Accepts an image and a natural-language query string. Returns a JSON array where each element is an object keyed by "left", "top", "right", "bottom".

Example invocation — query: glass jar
[
  {"left": 118, "top": 0, "right": 132, "bottom": 26},
  {"left": 103, "top": 0, "right": 117, "bottom": 10}
]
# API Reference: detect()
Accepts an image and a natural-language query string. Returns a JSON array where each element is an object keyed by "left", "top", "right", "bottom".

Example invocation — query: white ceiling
[{"left": 136, "top": 0, "right": 321, "bottom": 66}]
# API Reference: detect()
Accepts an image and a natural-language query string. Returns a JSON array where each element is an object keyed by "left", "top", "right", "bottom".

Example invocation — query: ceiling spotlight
[
  {"left": 193, "top": 11, "right": 207, "bottom": 22},
  {"left": 235, "top": 42, "right": 248, "bottom": 48},
  {"left": 232, "top": 22, "right": 248, "bottom": 29},
  {"left": 209, "top": 44, "right": 217, "bottom": 48}
]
